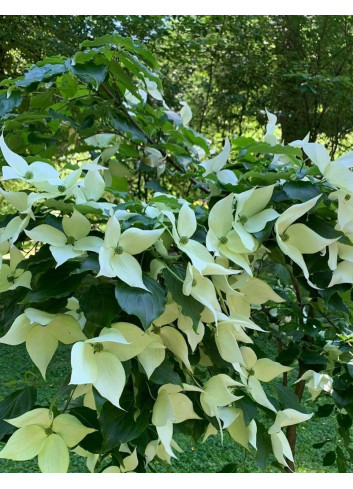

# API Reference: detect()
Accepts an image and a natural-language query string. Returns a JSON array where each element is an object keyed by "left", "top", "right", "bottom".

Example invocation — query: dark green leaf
[
  {"left": 306, "top": 215, "right": 342, "bottom": 240},
  {"left": 99, "top": 403, "right": 150, "bottom": 452},
  {"left": 80, "top": 283, "right": 120, "bottom": 328},
  {"left": 299, "top": 351, "right": 328, "bottom": 367},
  {"left": 164, "top": 266, "right": 203, "bottom": 327},
  {"left": 323, "top": 450, "right": 336, "bottom": 466},
  {"left": 115, "top": 274, "right": 167, "bottom": 330},
  {"left": 149, "top": 357, "right": 182, "bottom": 386},
  {"left": 332, "top": 387, "right": 353, "bottom": 415},
  {"left": 66, "top": 59, "right": 107, "bottom": 89},
  {"left": 336, "top": 446, "right": 347, "bottom": 473},
  {"left": 22, "top": 262, "right": 83, "bottom": 303},
  {"left": 315, "top": 404, "right": 334, "bottom": 418},
  {"left": 337, "top": 413, "right": 352, "bottom": 429},
  {"left": 256, "top": 422, "right": 272, "bottom": 469},
  {"left": 110, "top": 113, "right": 147, "bottom": 142},
  {"left": 72, "top": 254, "right": 99, "bottom": 275},
  {"left": 144, "top": 180, "right": 168, "bottom": 193},
  {"left": 70, "top": 406, "right": 103, "bottom": 454},
  {"left": 237, "top": 396, "right": 257, "bottom": 425},
  {"left": 69, "top": 406, "right": 99, "bottom": 429},
  {"left": 283, "top": 181, "right": 321, "bottom": 202},
  {"left": 0, "top": 387, "right": 37, "bottom": 440},
  {"left": 218, "top": 463, "right": 237, "bottom": 473},
  {"left": 313, "top": 439, "right": 332, "bottom": 449},
  {"left": 275, "top": 342, "right": 299, "bottom": 366},
  {"left": 16, "top": 63, "right": 66, "bottom": 87},
  {"left": 245, "top": 142, "right": 302, "bottom": 156},
  {"left": 30, "top": 91, "right": 53, "bottom": 109},
  {"left": 0, "top": 91, "right": 22, "bottom": 118},
  {"left": 273, "top": 384, "right": 307, "bottom": 413}
]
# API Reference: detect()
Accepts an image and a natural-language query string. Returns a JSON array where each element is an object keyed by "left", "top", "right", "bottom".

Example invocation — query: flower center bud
[
  {"left": 58, "top": 185, "right": 66, "bottom": 193},
  {"left": 66, "top": 236, "right": 75, "bottom": 245},
  {"left": 179, "top": 235, "right": 189, "bottom": 245},
  {"left": 219, "top": 235, "right": 228, "bottom": 245},
  {"left": 248, "top": 368, "right": 255, "bottom": 377},
  {"left": 93, "top": 342, "right": 104, "bottom": 353},
  {"left": 24, "top": 171, "right": 34, "bottom": 179},
  {"left": 281, "top": 232, "right": 289, "bottom": 242},
  {"left": 114, "top": 245, "right": 124, "bottom": 255},
  {"left": 45, "top": 427, "right": 53, "bottom": 436},
  {"left": 238, "top": 215, "right": 247, "bottom": 224},
  {"left": 191, "top": 279, "right": 197, "bottom": 287},
  {"left": 345, "top": 194, "right": 351, "bottom": 201},
  {"left": 7, "top": 275, "right": 15, "bottom": 283}
]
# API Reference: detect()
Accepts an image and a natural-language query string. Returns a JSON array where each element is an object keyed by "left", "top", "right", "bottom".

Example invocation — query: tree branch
[{"left": 100, "top": 83, "right": 210, "bottom": 194}]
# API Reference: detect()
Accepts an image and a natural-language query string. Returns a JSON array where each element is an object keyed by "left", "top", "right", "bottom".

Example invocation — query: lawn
[{"left": 0, "top": 343, "right": 350, "bottom": 473}]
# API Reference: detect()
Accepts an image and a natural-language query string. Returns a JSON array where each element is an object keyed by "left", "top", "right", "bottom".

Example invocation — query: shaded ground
[{"left": 0, "top": 343, "right": 350, "bottom": 473}]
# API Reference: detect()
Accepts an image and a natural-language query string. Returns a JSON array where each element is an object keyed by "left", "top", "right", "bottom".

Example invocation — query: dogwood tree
[{"left": 0, "top": 34, "right": 352, "bottom": 473}]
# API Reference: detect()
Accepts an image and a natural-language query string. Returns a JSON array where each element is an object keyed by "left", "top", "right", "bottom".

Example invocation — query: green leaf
[
  {"left": 110, "top": 61, "right": 140, "bottom": 98},
  {"left": 151, "top": 194, "right": 180, "bottom": 209},
  {"left": 72, "top": 254, "right": 99, "bottom": 275},
  {"left": 110, "top": 113, "right": 147, "bottom": 142},
  {"left": 299, "top": 351, "right": 328, "bottom": 367},
  {"left": 256, "top": 422, "right": 272, "bottom": 469},
  {"left": 245, "top": 142, "right": 302, "bottom": 156},
  {"left": 80, "top": 283, "right": 121, "bottom": 328},
  {"left": 237, "top": 396, "right": 257, "bottom": 425},
  {"left": 337, "top": 413, "right": 352, "bottom": 429},
  {"left": 275, "top": 343, "right": 299, "bottom": 366},
  {"left": 164, "top": 266, "right": 203, "bottom": 327},
  {"left": 149, "top": 357, "right": 182, "bottom": 386},
  {"left": 305, "top": 215, "right": 343, "bottom": 240},
  {"left": 0, "top": 387, "right": 37, "bottom": 440},
  {"left": 57, "top": 72, "right": 79, "bottom": 98},
  {"left": 65, "top": 59, "right": 107, "bottom": 90},
  {"left": 0, "top": 91, "right": 22, "bottom": 118},
  {"left": 30, "top": 91, "right": 53, "bottom": 109},
  {"left": 336, "top": 446, "right": 347, "bottom": 473},
  {"left": 16, "top": 63, "right": 66, "bottom": 87},
  {"left": 22, "top": 262, "right": 84, "bottom": 303},
  {"left": 109, "top": 175, "right": 128, "bottom": 192},
  {"left": 273, "top": 383, "right": 308, "bottom": 413},
  {"left": 69, "top": 406, "right": 102, "bottom": 454},
  {"left": 313, "top": 439, "right": 332, "bottom": 449},
  {"left": 241, "top": 170, "right": 295, "bottom": 185},
  {"left": 315, "top": 404, "right": 334, "bottom": 418},
  {"left": 115, "top": 273, "right": 167, "bottom": 330},
  {"left": 80, "top": 34, "right": 158, "bottom": 69},
  {"left": 323, "top": 450, "right": 336, "bottom": 466},
  {"left": 99, "top": 403, "right": 149, "bottom": 452},
  {"left": 283, "top": 181, "right": 321, "bottom": 202},
  {"left": 144, "top": 180, "right": 168, "bottom": 193},
  {"left": 218, "top": 463, "right": 237, "bottom": 473}
]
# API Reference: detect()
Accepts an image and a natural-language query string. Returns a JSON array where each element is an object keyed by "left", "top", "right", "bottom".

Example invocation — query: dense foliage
[
  {"left": 2, "top": 16, "right": 353, "bottom": 155},
  {"left": 0, "top": 32, "right": 353, "bottom": 474}
]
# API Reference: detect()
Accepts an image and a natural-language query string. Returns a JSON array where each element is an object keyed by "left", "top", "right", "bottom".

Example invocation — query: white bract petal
[
  {"left": 38, "top": 434, "right": 70, "bottom": 473},
  {"left": 62, "top": 210, "right": 91, "bottom": 241},
  {"left": 0, "top": 425, "right": 47, "bottom": 461},
  {"left": 201, "top": 138, "right": 231, "bottom": 176},
  {"left": 268, "top": 409, "right": 313, "bottom": 435},
  {"left": 271, "top": 431, "right": 294, "bottom": 468},
  {"left": 52, "top": 414, "right": 96, "bottom": 447},
  {"left": 26, "top": 225, "right": 67, "bottom": 247}
]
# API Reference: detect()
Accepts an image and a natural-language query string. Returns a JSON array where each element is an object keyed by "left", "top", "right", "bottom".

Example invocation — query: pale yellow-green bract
[{"left": 0, "top": 110, "right": 349, "bottom": 473}]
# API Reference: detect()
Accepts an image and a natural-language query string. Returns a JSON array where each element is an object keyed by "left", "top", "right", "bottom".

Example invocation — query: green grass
[{"left": 0, "top": 343, "right": 351, "bottom": 473}]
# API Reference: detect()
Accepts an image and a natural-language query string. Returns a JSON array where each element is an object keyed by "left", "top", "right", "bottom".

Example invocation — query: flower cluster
[{"left": 0, "top": 110, "right": 349, "bottom": 473}]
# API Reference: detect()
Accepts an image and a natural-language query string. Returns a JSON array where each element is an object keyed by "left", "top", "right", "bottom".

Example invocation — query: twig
[{"left": 100, "top": 83, "right": 210, "bottom": 194}]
